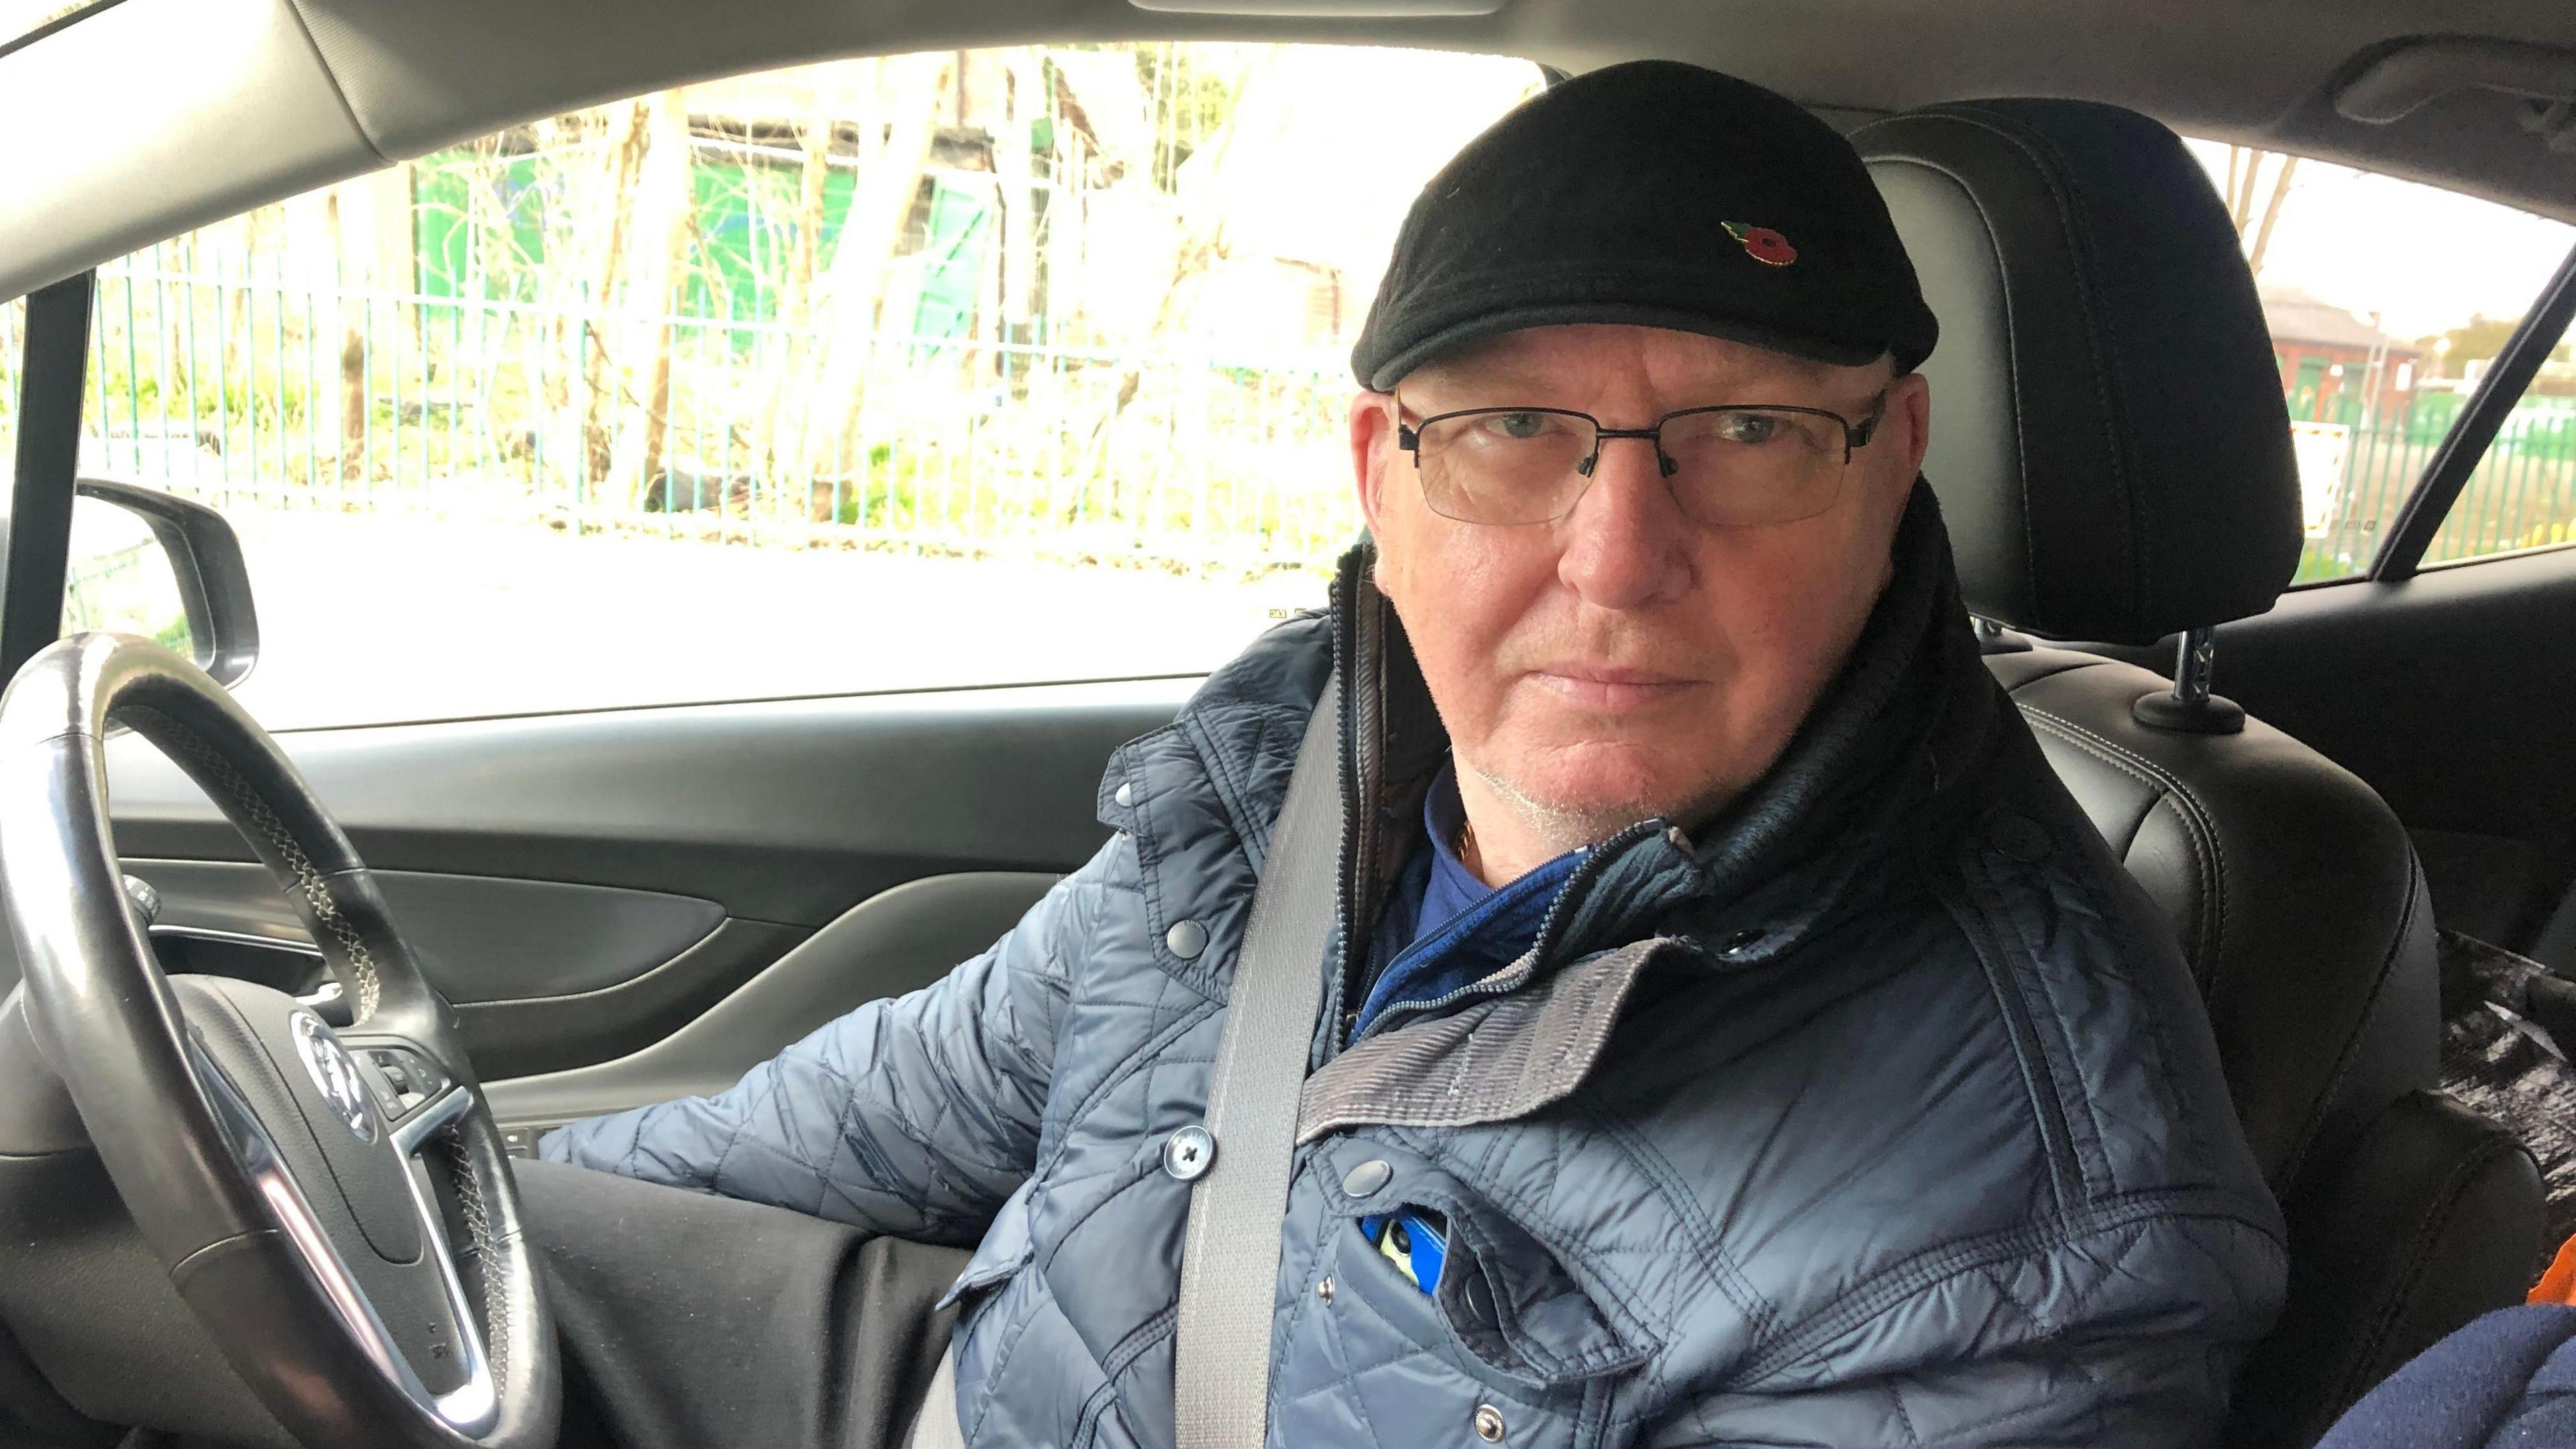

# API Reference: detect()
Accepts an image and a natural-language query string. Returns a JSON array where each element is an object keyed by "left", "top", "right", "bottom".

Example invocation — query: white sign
[{"left": 2290, "top": 421, "right": 2351, "bottom": 535}]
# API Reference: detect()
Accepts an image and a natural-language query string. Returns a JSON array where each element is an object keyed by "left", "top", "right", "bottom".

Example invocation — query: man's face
[{"left": 1350, "top": 323, "right": 1931, "bottom": 847}]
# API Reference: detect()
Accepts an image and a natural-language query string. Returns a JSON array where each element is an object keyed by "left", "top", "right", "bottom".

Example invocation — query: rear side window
[
  {"left": 70, "top": 44, "right": 1546, "bottom": 728},
  {"left": 2416, "top": 304, "right": 2576, "bottom": 570},
  {"left": 2182, "top": 141, "right": 2576, "bottom": 583}
]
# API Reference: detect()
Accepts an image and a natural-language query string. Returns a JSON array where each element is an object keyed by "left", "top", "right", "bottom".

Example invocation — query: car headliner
[{"left": 1, "top": 0, "right": 2573, "bottom": 305}]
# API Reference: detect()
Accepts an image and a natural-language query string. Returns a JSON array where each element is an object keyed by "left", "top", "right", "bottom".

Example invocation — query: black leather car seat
[{"left": 1855, "top": 100, "right": 2546, "bottom": 1446}]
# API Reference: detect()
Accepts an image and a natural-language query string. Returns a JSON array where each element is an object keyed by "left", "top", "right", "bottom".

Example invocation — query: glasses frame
[{"left": 1395, "top": 391, "right": 1889, "bottom": 484}]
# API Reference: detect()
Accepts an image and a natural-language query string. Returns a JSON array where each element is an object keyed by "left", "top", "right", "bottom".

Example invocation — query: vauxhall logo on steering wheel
[{"left": 290, "top": 1010, "right": 378, "bottom": 1144}]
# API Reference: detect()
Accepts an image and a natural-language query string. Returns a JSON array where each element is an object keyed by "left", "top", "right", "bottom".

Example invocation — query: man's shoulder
[{"left": 1183, "top": 607, "right": 1335, "bottom": 726}]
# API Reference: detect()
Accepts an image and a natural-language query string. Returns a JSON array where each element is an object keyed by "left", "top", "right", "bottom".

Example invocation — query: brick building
[{"left": 2261, "top": 285, "right": 2423, "bottom": 425}]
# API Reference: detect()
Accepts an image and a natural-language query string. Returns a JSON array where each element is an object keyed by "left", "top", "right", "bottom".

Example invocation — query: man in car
[{"left": 534, "top": 58, "right": 2288, "bottom": 1448}]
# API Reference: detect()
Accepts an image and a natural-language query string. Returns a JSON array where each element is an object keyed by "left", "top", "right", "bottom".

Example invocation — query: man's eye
[
  {"left": 1716, "top": 412, "right": 1782, "bottom": 445},
  {"left": 1487, "top": 412, "right": 1550, "bottom": 441}
]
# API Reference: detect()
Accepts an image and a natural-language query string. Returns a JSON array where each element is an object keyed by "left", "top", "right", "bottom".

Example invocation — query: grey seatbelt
[
  {"left": 905, "top": 679, "right": 1342, "bottom": 1449},
  {"left": 1174, "top": 675, "right": 1344, "bottom": 1449}
]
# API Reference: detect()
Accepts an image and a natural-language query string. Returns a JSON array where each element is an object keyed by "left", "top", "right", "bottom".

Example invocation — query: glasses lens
[
  {"left": 1658, "top": 408, "right": 1850, "bottom": 525},
  {"left": 1415, "top": 411, "right": 1595, "bottom": 525}
]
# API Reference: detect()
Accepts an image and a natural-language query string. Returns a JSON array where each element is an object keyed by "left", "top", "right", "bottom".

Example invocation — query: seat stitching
[
  {"left": 2279, "top": 857, "right": 2426, "bottom": 1187},
  {"left": 2322, "top": 1112, "right": 2530, "bottom": 1418},
  {"left": 1886, "top": 107, "right": 2139, "bottom": 630},
  {"left": 2017, "top": 702, "right": 2224, "bottom": 979}
]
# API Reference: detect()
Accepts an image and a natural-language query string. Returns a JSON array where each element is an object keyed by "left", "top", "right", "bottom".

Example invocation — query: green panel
[
  {"left": 683, "top": 161, "right": 857, "bottom": 348},
  {"left": 912, "top": 180, "right": 992, "bottom": 344},
  {"left": 2290, "top": 357, "right": 2327, "bottom": 423},
  {"left": 411, "top": 151, "right": 551, "bottom": 300}
]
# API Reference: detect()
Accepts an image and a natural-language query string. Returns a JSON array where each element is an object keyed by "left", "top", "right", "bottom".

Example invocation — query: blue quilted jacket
[{"left": 546, "top": 486, "right": 2288, "bottom": 1447}]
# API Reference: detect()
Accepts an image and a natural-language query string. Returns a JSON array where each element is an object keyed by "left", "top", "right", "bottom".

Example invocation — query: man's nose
[{"left": 1556, "top": 433, "right": 1693, "bottom": 608}]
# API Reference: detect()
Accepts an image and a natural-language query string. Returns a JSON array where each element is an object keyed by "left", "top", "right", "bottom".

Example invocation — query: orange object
[{"left": 2530, "top": 1234, "right": 2576, "bottom": 1304}]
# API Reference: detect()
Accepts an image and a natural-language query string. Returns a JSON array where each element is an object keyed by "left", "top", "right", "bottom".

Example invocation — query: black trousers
[{"left": 515, "top": 1161, "right": 969, "bottom": 1449}]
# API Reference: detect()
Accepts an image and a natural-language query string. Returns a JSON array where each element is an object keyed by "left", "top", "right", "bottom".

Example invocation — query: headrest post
[
  {"left": 2131, "top": 625, "right": 2247, "bottom": 735},
  {"left": 1972, "top": 616, "right": 2031, "bottom": 654},
  {"left": 2173, "top": 627, "right": 2217, "bottom": 708}
]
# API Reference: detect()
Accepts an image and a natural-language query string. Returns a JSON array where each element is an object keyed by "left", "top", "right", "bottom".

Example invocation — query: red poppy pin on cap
[{"left": 1723, "top": 222, "right": 1798, "bottom": 267}]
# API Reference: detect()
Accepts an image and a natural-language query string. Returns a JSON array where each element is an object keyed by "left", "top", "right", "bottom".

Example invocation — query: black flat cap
[{"left": 1351, "top": 60, "right": 1939, "bottom": 390}]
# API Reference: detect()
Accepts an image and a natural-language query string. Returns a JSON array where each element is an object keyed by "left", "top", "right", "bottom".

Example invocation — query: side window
[
  {"left": 2184, "top": 142, "right": 2576, "bottom": 583},
  {"left": 2418, "top": 307, "right": 2576, "bottom": 569},
  {"left": 73, "top": 45, "right": 1545, "bottom": 729}
]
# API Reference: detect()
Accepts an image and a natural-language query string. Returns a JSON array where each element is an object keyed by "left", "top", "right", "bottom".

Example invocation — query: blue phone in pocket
[{"left": 1359, "top": 1211, "right": 1448, "bottom": 1295}]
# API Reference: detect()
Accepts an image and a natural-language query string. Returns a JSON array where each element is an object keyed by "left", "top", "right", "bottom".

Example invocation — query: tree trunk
[
  {"left": 611, "top": 89, "right": 698, "bottom": 508},
  {"left": 760, "top": 107, "right": 838, "bottom": 486},
  {"left": 2246, "top": 156, "right": 2299, "bottom": 280},
  {"left": 798, "top": 51, "right": 951, "bottom": 500},
  {"left": 1070, "top": 52, "right": 1263, "bottom": 511},
  {"left": 578, "top": 101, "right": 655, "bottom": 490},
  {"left": 325, "top": 189, "right": 370, "bottom": 484}
]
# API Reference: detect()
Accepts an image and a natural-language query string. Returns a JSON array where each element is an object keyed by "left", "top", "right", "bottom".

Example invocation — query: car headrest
[{"left": 1854, "top": 100, "right": 2304, "bottom": 645}]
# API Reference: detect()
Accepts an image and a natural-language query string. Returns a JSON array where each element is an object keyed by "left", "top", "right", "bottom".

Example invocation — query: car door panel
[
  {"left": 123, "top": 859, "right": 726, "bottom": 1001},
  {"left": 484, "top": 870, "right": 1061, "bottom": 1132},
  {"left": 58, "top": 678, "right": 1189, "bottom": 1086},
  {"left": 98, "top": 678, "right": 1185, "bottom": 923},
  {"left": 2206, "top": 547, "right": 2576, "bottom": 959}
]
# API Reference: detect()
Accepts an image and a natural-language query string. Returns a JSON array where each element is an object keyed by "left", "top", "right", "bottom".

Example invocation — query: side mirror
[{"left": 64, "top": 477, "right": 258, "bottom": 688}]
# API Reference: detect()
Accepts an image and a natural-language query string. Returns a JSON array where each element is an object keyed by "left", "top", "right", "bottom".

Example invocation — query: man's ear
[
  {"left": 1349, "top": 391, "right": 1398, "bottom": 533},
  {"left": 1891, "top": 368, "right": 1932, "bottom": 480}
]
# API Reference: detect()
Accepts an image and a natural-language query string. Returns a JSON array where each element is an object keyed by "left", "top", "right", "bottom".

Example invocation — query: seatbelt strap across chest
[{"left": 1173, "top": 674, "right": 1344, "bottom": 1449}]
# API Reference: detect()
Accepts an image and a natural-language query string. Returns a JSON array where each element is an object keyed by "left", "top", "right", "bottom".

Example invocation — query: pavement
[{"left": 213, "top": 508, "right": 1335, "bottom": 731}]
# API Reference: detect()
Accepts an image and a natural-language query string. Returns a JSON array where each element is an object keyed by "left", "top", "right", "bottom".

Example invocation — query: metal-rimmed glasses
[{"left": 1393, "top": 391, "right": 1888, "bottom": 527}]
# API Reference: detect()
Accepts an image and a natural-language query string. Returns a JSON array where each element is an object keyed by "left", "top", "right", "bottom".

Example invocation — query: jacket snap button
[
  {"left": 1341, "top": 1159, "right": 1391, "bottom": 1199},
  {"left": 1165, "top": 920, "right": 1209, "bottom": 959},
  {"left": 1988, "top": 814, "right": 2052, "bottom": 863},
  {"left": 1316, "top": 1277, "right": 1335, "bottom": 1303},
  {"left": 1162, "top": 1125, "right": 1216, "bottom": 1181},
  {"left": 1473, "top": 1403, "right": 1506, "bottom": 1442},
  {"left": 1114, "top": 782, "right": 1134, "bottom": 808}
]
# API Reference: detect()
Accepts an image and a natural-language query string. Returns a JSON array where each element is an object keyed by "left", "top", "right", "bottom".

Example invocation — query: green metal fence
[
  {"left": 2425, "top": 397, "right": 2576, "bottom": 566},
  {"left": 2290, "top": 395, "right": 2576, "bottom": 582},
  {"left": 62, "top": 253, "right": 1362, "bottom": 575}
]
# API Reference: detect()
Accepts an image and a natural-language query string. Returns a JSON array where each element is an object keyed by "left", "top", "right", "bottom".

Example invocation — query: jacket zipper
[
  {"left": 1356, "top": 818, "right": 1668, "bottom": 1042},
  {"left": 1324, "top": 557, "right": 1373, "bottom": 1059}
]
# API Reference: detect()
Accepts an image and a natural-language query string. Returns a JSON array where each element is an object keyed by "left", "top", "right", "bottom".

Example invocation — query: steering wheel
[{"left": 0, "top": 633, "right": 558, "bottom": 1449}]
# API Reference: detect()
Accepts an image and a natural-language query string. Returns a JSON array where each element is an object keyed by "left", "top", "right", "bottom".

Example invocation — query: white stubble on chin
[{"left": 1460, "top": 752, "right": 1656, "bottom": 857}]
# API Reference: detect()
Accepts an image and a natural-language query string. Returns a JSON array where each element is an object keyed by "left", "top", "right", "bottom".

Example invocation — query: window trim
[
  {"left": 2369, "top": 239, "right": 2576, "bottom": 583},
  {"left": 0, "top": 0, "right": 122, "bottom": 64},
  {"left": 1, "top": 269, "right": 91, "bottom": 682}
]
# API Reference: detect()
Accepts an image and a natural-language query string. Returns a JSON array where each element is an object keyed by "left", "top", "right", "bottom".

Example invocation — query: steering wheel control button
[
  {"left": 119, "top": 873, "right": 161, "bottom": 924},
  {"left": 1341, "top": 1159, "right": 1393, "bottom": 1199},
  {"left": 353, "top": 1044, "right": 451, "bottom": 1120},
  {"left": 1165, "top": 920, "right": 1210, "bottom": 959},
  {"left": 1163, "top": 1124, "right": 1217, "bottom": 1181},
  {"left": 289, "top": 1011, "right": 379, "bottom": 1144}
]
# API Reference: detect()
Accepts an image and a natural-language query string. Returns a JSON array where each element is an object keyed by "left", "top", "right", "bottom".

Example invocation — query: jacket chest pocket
[{"left": 1271, "top": 1143, "right": 1657, "bottom": 1449}]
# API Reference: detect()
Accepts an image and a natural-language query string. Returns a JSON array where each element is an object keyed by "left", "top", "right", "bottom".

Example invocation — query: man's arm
[{"left": 538, "top": 833, "right": 1120, "bottom": 1244}]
